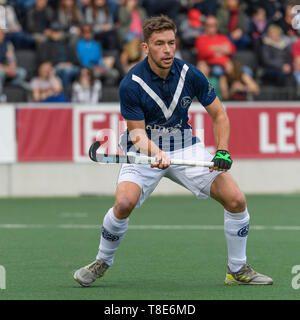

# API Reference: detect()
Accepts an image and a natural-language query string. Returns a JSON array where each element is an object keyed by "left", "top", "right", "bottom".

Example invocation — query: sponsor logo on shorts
[
  {"left": 237, "top": 224, "right": 249, "bottom": 237},
  {"left": 102, "top": 227, "right": 120, "bottom": 242}
]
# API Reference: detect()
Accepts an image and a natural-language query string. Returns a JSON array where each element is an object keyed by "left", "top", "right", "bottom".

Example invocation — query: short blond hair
[{"left": 267, "top": 24, "right": 283, "bottom": 36}]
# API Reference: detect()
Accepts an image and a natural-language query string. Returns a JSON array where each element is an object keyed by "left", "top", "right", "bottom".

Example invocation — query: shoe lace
[
  {"left": 88, "top": 260, "right": 108, "bottom": 276},
  {"left": 235, "top": 264, "right": 256, "bottom": 278}
]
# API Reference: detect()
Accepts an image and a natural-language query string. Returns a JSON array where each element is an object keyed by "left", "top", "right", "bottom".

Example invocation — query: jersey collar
[{"left": 145, "top": 56, "right": 176, "bottom": 81}]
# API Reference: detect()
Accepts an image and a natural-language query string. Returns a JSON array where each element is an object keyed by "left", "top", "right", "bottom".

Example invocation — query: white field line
[{"left": 0, "top": 224, "right": 300, "bottom": 231}]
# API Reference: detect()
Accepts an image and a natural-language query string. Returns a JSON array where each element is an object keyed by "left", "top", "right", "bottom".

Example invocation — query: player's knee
[
  {"left": 226, "top": 192, "right": 246, "bottom": 213},
  {"left": 114, "top": 197, "right": 136, "bottom": 219}
]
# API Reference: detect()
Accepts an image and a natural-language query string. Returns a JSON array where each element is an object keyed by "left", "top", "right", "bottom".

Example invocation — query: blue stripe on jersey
[{"left": 119, "top": 57, "right": 216, "bottom": 152}]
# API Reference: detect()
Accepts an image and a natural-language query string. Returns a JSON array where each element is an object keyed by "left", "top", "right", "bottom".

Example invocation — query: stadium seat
[
  {"left": 64, "top": 87, "right": 72, "bottom": 102},
  {"left": 101, "top": 85, "right": 120, "bottom": 102},
  {"left": 233, "top": 50, "right": 258, "bottom": 75},
  {"left": 254, "top": 85, "right": 297, "bottom": 101},
  {"left": 3, "top": 85, "right": 27, "bottom": 102},
  {"left": 180, "top": 48, "right": 197, "bottom": 65},
  {"left": 15, "top": 49, "right": 38, "bottom": 80}
]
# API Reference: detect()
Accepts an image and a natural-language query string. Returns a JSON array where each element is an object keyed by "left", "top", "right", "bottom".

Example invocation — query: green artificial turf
[{"left": 0, "top": 195, "right": 299, "bottom": 300}]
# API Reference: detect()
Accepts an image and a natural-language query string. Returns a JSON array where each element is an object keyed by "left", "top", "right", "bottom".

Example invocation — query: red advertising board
[
  {"left": 227, "top": 106, "right": 300, "bottom": 158},
  {"left": 16, "top": 103, "right": 300, "bottom": 161},
  {"left": 17, "top": 108, "right": 73, "bottom": 161},
  {"left": 73, "top": 106, "right": 126, "bottom": 162},
  {"left": 190, "top": 105, "right": 300, "bottom": 158}
]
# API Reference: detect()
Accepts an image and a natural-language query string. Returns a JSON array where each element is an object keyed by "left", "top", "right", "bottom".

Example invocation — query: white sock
[
  {"left": 224, "top": 208, "right": 250, "bottom": 272},
  {"left": 96, "top": 207, "right": 129, "bottom": 266}
]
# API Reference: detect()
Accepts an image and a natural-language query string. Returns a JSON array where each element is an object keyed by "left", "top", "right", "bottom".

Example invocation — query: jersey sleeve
[
  {"left": 191, "top": 66, "right": 217, "bottom": 107},
  {"left": 119, "top": 81, "right": 145, "bottom": 121}
]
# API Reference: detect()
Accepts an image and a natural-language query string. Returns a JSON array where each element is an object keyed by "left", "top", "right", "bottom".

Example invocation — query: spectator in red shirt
[
  {"left": 195, "top": 15, "right": 236, "bottom": 77},
  {"left": 292, "top": 37, "right": 300, "bottom": 59}
]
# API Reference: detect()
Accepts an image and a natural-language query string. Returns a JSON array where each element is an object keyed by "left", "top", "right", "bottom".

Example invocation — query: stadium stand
[
  {"left": 0, "top": 0, "right": 299, "bottom": 103},
  {"left": 15, "top": 49, "right": 37, "bottom": 80},
  {"left": 2, "top": 84, "right": 27, "bottom": 102}
]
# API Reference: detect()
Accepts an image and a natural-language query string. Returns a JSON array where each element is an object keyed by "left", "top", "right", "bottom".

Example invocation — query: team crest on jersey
[{"left": 181, "top": 96, "right": 192, "bottom": 109}]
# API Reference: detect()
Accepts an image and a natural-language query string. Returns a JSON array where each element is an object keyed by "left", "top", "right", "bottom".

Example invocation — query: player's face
[{"left": 143, "top": 30, "right": 176, "bottom": 74}]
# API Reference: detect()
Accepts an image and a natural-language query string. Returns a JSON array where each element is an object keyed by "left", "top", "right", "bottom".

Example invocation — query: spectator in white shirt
[
  {"left": 71, "top": 67, "right": 102, "bottom": 103},
  {"left": 30, "top": 61, "right": 67, "bottom": 102}
]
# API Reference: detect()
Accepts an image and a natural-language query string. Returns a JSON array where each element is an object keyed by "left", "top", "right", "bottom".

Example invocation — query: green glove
[{"left": 212, "top": 150, "right": 233, "bottom": 170}]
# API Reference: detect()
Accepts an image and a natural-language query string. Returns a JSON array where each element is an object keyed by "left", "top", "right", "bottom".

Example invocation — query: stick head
[{"left": 89, "top": 141, "right": 101, "bottom": 162}]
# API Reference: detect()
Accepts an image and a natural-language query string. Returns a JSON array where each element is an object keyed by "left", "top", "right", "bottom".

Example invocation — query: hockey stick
[{"left": 89, "top": 141, "right": 214, "bottom": 168}]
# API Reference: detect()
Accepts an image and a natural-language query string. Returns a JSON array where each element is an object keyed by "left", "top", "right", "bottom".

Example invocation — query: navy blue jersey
[{"left": 119, "top": 57, "right": 216, "bottom": 152}]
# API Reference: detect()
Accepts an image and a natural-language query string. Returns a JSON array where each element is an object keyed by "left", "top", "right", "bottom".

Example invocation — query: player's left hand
[{"left": 210, "top": 150, "right": 233, "bottom": 172}]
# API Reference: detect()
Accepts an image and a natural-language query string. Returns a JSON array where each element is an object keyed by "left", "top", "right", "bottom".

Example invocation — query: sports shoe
[
  {"left": 73, "top": 259, "right": 109, "bottom": 287},
  {"left": 225, "top": 264, "right": 273, "bottom": 285}
]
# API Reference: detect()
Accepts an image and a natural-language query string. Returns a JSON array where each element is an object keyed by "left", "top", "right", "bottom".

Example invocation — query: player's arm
[
  {"left": 205, "top": 97, "right": 232, "bottom": 172},
  {"left": 126, "top": 119, "right": 171, "bottom": 169}
]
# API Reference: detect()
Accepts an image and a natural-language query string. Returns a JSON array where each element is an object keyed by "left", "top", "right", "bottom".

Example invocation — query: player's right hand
[{"left": 151, "top": 151, "right": 171, "bottom": 170}]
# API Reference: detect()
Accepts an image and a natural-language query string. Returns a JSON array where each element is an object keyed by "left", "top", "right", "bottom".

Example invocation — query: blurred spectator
[
  {"left": 286, "top": 55, "right": 300, "bottom": 93},
  {"left": 175, "top": 37, "right": 185, "bottom": 60},
  {"left": 120, "top": 37, "right": 145, "bottom": 73},
  {"left": 76, "top": 23, "right": 119, "bottom": 84},
  {"left": 117, "top": 0, "right": 147, "bottom": 45},
  {"left": 30, "top": 61, "right": 68, "bottom": 102},
  {"left": 261, "top": 24, "right": 292, "bottom": 86},
  {"left": 195, "top": 15, "right": 236, "bottom": 77},
  {"left": 258, "top": 0, "right": 283, "bottom": 21},
  {"left": 85, "top": 0, "right": 119, "bottom": 50},
  {"left": 71, "top": 67, "right": 102, "bottom": 103},
  {"left": 178, "top": 8, "right": 203, "bottom": 48},
  {"left": 192, "top": 0, "right": 218, "bottom": 16},
  {"left": 107, "top": 0, "right": 119, "bottom": 21},
  {"left": 76, "top": 24, "right": 105, "bottom": 72},
  {"left": 277, "top": 3, "right": 299, "bottom": 45},
  {"left": 197, "top": 60, "right": 222, "bottom": 99},
  {"left": 292, "top": 36, "right": 300, "bottom": 58},
  {"left": 25, "top": 0, "right": 55, "bottom": 46},
  {"left": 216, "top": 0, "right": 251, "bottom": 49},
  {"left": 141, "top": 0, "right": 181, "bottom": 23},
  {"left": 58, "top": 0, "right": 84, "bottom": 44},
  {"left": 76, "top": 0, "right": 91, "bottom": 14},
  {"left": 219, "top": 58, "right": 259, "bottom": 100},
  {"left": 13, "top": 0, "right": 35, "bottom": 10},
  {"left": 11, "top": 0, "right": 35, "bottom": 24},
  {"left": 249, "top": 5, "right": 271, "bottom": 55},
  {"left": 37, "top": 22, "right": 80, "bottom": 88},
  {"left": 0, "top": 0, "right": 35, "bottom": 49},
  {"left": 0, "top": 28, "right": 27, "bottom": 99}
]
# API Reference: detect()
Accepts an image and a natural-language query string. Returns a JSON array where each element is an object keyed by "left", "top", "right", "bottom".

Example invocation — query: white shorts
[{"left": 117, "top": 143, "right": 222, "bottom": 208}]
